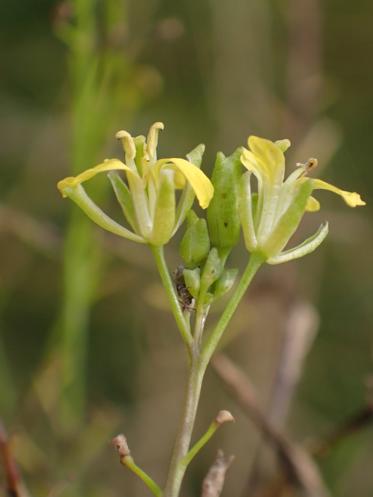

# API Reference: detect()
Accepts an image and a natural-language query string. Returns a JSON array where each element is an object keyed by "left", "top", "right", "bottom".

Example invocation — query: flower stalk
[
  {"left": 112, "top": 434, "right": 162, "bottom": 497},
  {"left": 151, "top": 245, "right": 193, "bottom": 354}
]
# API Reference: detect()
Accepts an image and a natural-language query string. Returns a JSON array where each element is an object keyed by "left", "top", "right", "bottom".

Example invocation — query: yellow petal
[
  {"left": 248, "top": 136, "right": 285, "bottom": 183},
  {"left": 173, "top": 170, "right": 186, "bottom": 189},
  {"left": 156, "top": 158, "right": 214, "bottom": 209},
  {"left": 312, "top": 179, "right": 366, "bottom": 207},
  {"left": 240, "top": 149, "right": 263, "bottom": 176},
  {"left": 305, "top": 196, "right": 320, "bottom": 212},
  {"left": 57, "top": 159, "right": 130, "bottom": 197}
]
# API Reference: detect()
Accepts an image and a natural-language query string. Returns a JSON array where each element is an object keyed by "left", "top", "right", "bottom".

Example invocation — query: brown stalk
[
  {"left": 201, "top": 450, "right": 234, "bottom": 497},
  {"left": 0, "top": 420, "right": 30, "bottom": 497},
  {"left": 212, "top": 353, "right": 330, "bottom": 497}
]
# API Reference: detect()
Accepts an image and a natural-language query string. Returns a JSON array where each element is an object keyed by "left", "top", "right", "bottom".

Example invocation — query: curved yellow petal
[
  {"left": 240, "top": 149, "right": 263, "bottom": 177},
  {"left": 306, "top": 196, "right": 320, "bottom": 212},
  {"left": 57, "top": 159, "right": 130, "bottom": 197},
  {"left": 173, "top": 170, "right": 186, "bottom": 189},
  {"left": 312, "top": 179, "right": 366, "bottom": 207},
  {"left": 248, "top": 136, "right": 285, "bottom": 183},
  {"left": 156, "top": 158, "right": 214, "bottom": 209}
]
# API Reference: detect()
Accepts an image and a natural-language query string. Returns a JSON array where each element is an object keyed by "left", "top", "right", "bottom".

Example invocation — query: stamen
[
  {"left": 296, "top": 157, "right": 318, "bottom": 172},
  {"left": 116, "top": 130, "right": 136, "bottom": 161},
  {"left": 146, "top": 122, "right": 164, "bottom": 162}
]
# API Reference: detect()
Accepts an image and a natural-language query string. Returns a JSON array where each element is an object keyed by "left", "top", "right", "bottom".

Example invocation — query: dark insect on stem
[{"left": 173, "top": 265, "right": 195, "bottom": 312}]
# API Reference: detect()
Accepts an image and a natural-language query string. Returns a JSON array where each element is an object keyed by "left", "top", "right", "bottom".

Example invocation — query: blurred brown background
[{"left": 0, "top": 0, "right": 372, "bottom": 496}]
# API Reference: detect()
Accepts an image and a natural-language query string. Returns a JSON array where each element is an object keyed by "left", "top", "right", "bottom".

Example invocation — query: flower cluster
[{"left": 58, "top": 123, "right": 365, "bottom": 264}]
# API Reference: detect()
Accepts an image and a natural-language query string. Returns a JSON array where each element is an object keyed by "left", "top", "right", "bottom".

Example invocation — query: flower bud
[
  {"left": 183, "top": 268, "right": 201, "bottom": 299},
  {"left": 213, "top": 268, "right": 238, "bottom": 299},
  {"left": 179, "top": 211, "right": 210, "bottom": 268},
  {"left": 207, "top": 148, "right": 242, "bottom": 254},
  {"left": 199, "top": 248, "right": 223, "bottom": 296}
]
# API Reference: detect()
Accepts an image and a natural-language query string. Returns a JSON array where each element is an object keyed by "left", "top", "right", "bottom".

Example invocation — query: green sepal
[
  {"left": 186, "top": 143, "right": 205, "bottom": 167},
  {"left": 213, "top": 268, "right": 238, "bottom": 299},
  {"left": 186, "top": 210, "right": 199, "bottom": 226},
  {"left": 207, "top": 148, "right": 242, "bottom": 251},
  {"left": 183, "top": 268, "right": 201, "bottom": 298},
  {"left": 174, "top": 144, "right": 206, "bottom": 233},
  {"left": 200, "top": 248, "right": 223, "bottom": 296},
  {"left": 65, "top": 184, "right": 145, "bottom": 243},
  {"left": 263, "top": 179, "right": 313, "bottom": 257},
  {"left": 179, "top": 212, "right": 210, "bottom": 268},
  {"left": 149, "top": 169, "right": 176, "bottom": 246},
  {"left": 108, "top": 172, "right": 137, "bottom": 231}
]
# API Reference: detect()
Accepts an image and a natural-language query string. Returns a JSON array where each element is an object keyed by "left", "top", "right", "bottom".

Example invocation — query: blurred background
[{"left": 0, "top": 0, "right": 372, "bottom": 496}]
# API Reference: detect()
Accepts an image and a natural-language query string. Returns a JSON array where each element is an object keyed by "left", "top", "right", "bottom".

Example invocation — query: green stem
[
  {"left": 163, "top": 356, "right": 206, "bottom": 497},
  {"left": 193, "top": 300, "right": 208, "bottom": 347},
  {"left": 151, "top": 245, "right": 193, "bottom": 352},
  {"left": 201, "top": 252, "right": 264, "bottom": 368},
  {"left": 163, "top": 253, "right": 263, "bottom": 497},
  {"left": 181, "top": 419, "right": 219, "bottom": 468},
  {"left": 122, "top": 456, "right": 162, "bottom": 497}
]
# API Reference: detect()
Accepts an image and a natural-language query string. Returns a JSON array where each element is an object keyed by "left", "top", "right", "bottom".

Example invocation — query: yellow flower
[
  {"left": 57, "top": 122, "right": 214, "bottom": 246},
  {"left": 239, "top": 136, "right": 365, "bottom": 264}
]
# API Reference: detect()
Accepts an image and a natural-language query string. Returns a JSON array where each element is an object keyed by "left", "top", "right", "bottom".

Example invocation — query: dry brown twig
[
  {"left": 268, "top": 302, "right": 319, "bottom": 428},
  {"left": 201, "top": 450, "right": 235, "bottom": 497},
  {"left": 243, "top": 300, "right": 320, "bottom": 497},
  {"left": 0, "top": 420, "right": 31, "bottom": 497},
  {"left": 212, "top": 353, "right": 330, "bottom": 497}
]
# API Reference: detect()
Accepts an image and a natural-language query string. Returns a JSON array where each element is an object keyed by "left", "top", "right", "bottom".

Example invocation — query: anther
[{"left": 116, "top": 130, "right": 136, "bottom": 161}]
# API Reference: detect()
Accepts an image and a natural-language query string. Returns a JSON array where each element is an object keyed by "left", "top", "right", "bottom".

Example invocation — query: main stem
[
  {"left": 163, "top": 253, "right": 263, "bottom": 497},
  {"left": 162, "top": 354, "right": 206, "bottom": 497}
]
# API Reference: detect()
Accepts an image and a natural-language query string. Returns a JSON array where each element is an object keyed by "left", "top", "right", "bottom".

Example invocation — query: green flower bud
[
  {"left": 200, "top": 248, "right": 223, "bottom": 296},
  {"left": 183, "top": 268, "right": 201, "bottom": 298},
  {"left": 213, "top": 268, "right": 238, "bottom": 299},
  {"left": 207, "top": 148, "right": 242, "bottom": 254},
  {"left": 179, "top": 211, "right": 210, "bottom": 268}
]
